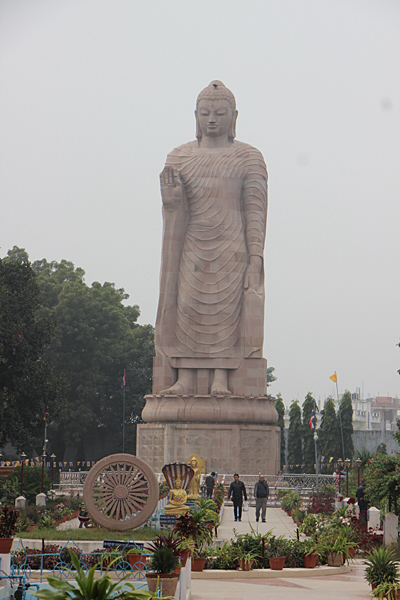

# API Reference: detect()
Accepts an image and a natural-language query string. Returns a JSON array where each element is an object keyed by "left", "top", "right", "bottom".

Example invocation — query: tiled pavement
[{"left": 191, "top": 506, "right": 371, "bottom": 599}]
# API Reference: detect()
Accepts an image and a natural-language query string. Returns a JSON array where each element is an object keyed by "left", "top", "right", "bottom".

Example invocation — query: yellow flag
[
  {"left": 329, "top": 457, "right": 333, "bottom": 463},
  {"left": 329, "top": 372, "right": 337, "bottom": 383}
]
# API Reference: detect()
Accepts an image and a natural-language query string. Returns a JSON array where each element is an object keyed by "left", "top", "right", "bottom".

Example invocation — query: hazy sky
[{"left": 1, "top": 0, "right": 399, "bottom": 407}]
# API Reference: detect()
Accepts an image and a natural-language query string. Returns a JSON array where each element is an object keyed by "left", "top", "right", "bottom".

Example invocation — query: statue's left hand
[{"left": 244, "top": 255, "right": 263, "bottom": 292}]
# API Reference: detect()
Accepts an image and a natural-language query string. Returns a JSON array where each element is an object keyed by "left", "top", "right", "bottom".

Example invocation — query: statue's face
[
  {"left": 175, "top": 478, "right": 182, "bottom": 489},
  {"left": 191, "top": 459, "right": 197, "bottom": 467},
  {"left": 196, "top": 99, "right": 233, "bottom": 139}
]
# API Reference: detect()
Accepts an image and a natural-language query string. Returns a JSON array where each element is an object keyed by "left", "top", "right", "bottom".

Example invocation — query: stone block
[
  {"left": 137, "top": 422, "right": 280, "bottom": 474},
  {"left": 384, "top": 511, "right": 398, "bottom": 546}
]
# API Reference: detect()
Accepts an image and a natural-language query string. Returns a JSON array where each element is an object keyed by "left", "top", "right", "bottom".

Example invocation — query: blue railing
[{"left": 10, "top": 538, "right": 150, "bottom": 584}]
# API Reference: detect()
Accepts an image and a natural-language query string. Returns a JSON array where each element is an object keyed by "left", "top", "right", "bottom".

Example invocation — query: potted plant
[
  {"left": 326, "top": 535, "right": 356, "bottom": 567},
  {"left": 0, "top": 504, "right": 19, "bottom": 553},
  {"left": 371, "top": 581, "right": 400, "bottom": 600},
  {"left": 302, "top": 538, "right": 319, "bottom": 569},
  {"left": 146, "top": 547, "right": 179, "bottom": 598},
  {"left": 202, "top": 509, "right": 220, "bottom": 531},
  {"left": 364, "top": 546, "right": 400, "bottom": 592},
  {"left": 176, "top": 538, "right": 195, "bottom": 567},
  {"left": 127, "top": 546, "right": 147, "bottom": 570},
  {"left": 236, "top": 548, "right": 259, "bottom": 571},
  {"left": 267, "top": 536, "right": 286, "bottom": 570},
  {"left": 35, "top": 549, "right": 157, "bottom": 600}
]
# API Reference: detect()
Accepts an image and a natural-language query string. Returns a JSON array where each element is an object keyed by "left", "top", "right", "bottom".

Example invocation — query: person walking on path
[
  {"left": 205, "top": 471, "right": 216, "bottom": 499},
  {"left": 356, "top": 480, "right": 368, "bottom": 523},
  {"left": 228, "top": 473, "right": 247, "bottom": 522},
  {"left": 254, "top": 474, "right": 269, "bottom": 522}
]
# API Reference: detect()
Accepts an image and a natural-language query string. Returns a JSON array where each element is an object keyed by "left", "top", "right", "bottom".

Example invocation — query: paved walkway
[
  {"left": 218, "top": 504, "right": 298, "bottom": 540},
  {"left": 191, "top": 505, "right": 371, "bottom": 599}
]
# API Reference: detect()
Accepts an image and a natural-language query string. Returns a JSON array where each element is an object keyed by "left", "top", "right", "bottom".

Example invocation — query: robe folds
[{"left": 155, "top": 140, "right": 268, "bottom": 369}]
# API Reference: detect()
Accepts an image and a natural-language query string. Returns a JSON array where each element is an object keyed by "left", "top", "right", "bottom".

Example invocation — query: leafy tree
[
  {"left": 0, "top": 250, "right": 64, "bottom": 452},
  {"left": 302, "top": 392, "right": 317, "bottom": 473},
  {"left": 356, "top": 448, "right": 373, "bottom": 469},
  {"left": 376, "top": 442, "right": 387, "bottom": 455},
  {"left": 365, "top": 453, "right": 400, "bottom": 515},
  {"left": 267, "top": 366, "right": 277, "bottom": 387},
  {"left": 318, "top": 397, "right": 340, "bottom": 474},
  {"left": 287, "top": 401, "right": 302, "bottom": 473},
  {"left": 338, "top": 390, "right": 354, "bottom": 460},
  {"left": 274, "top": 393, "right": 286, "bottom": 469},
  {"left": 30, "top": 255, "right": 154, "bottom": 460}
]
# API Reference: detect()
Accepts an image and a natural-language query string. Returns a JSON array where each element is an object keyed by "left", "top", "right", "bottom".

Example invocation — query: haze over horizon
[{"left": 1, "top": 0, "right": 399, "bottom": 408}]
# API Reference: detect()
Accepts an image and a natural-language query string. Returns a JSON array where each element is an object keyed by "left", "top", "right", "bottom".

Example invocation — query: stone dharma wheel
[{"left": 83, "top": 453, "right": 158, "bottom": 531}]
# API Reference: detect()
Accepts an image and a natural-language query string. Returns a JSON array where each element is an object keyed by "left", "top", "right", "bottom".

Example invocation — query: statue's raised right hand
[{"left": 160, "top": 166, "right": 182, "bottom": 211}]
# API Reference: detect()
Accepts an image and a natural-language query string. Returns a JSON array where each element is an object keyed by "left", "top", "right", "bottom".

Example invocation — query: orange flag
[{"left": 329, "top": 372, "right": 337, "bottom": 383}]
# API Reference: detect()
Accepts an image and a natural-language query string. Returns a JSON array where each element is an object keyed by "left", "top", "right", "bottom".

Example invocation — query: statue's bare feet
[
  {"left": 211, "top": 383, "right": 231, "bottom": 396},
  {"left": 160, "top": 368, "right": 194, "bottom": 395},
  {"left": 211, "top": 369, "right": 231, "bottom": 396},
  {"left": 161, "top": 381, "right": 185, "bottom": 395}
]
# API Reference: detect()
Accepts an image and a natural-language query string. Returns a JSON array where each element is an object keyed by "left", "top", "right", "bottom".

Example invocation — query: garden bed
[{"left": 192, "top": 564, "right": 351, "bottom": 579}]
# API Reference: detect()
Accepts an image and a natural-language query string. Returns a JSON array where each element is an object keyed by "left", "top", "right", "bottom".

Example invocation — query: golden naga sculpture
[
  {"left": 164, "top": 477, "right": 190, "bottom": 515},
  {"left": 162, "top": 461, "right": 194, "bottom": 515}
]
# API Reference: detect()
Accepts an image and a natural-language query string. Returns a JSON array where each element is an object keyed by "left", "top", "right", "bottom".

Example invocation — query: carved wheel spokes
[{"left": 83, "top": 454, "right": 158, "bottom": 531}]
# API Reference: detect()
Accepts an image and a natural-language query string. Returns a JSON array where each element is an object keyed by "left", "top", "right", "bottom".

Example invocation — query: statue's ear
[
  {"left": 229, "top": 110, "right": 238, "bottom": 140},
  {"left": 195, "top": 109, "right": 202, "bottom": 140}
]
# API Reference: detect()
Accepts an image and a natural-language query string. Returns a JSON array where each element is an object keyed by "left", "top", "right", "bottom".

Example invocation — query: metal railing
[{"left": 10, "top": 538, "right": 149, "bottom": 584}]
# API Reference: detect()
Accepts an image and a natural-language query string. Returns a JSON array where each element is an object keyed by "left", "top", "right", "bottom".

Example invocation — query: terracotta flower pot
[
  {"left": 146, "top": 573, "right": 179, "bottom": 598},
  {"left": 179, "top": 549, "right": 190, "bottom": 566},
  {"left": 269, "top": 556, "right": 285, "bottom": 570},
  {"left": 0, "top": 538, "right": 13, "bottom": 554},
  {"left": 192, "top": 557, "right": 206, "bottom": 572},
  {"left": 238, "top": 558, "right": 254, "bottom": 571},
  {"left": 348, "top": 547, "right": 356, "bottom": 558},
  {"left": 327, "top": 552, "right": 343, "bottom": 567},
  {"left": 303, "top": 553, "right": 318, "bottom": 569},
  {"left": 128, "top": 553, "right": 146, "bottom": 570}
]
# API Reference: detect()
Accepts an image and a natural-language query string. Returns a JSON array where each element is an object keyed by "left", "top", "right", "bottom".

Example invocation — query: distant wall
[
  {"left": 283, "top": 428, "right": 399, "bottom": 459},
  {"left": 352, "top": 430, "right": 398, "bottom": 455}
]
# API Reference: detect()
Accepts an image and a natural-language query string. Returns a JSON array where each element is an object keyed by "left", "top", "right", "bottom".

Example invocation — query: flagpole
[
  {"left": 122, "top": 370, "right": 126, "bottom": 453},
  {"left": 314, "top": 403, "right": 319, "bottom": 486},
  {"left": 336, "top": 378, "right": 345, "bottom": 458}
]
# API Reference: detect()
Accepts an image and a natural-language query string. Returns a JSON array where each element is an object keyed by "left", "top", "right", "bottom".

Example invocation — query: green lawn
[{"left": 18, "top": 527, "right": 162, "bottom": 541}]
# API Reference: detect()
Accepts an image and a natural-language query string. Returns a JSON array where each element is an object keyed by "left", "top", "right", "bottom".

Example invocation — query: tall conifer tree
[
  {"left": 274, "top": 393, "right": 286, "bottom": 470},
  {"left": 338, "top": 390, "right": 354, "bottom": 460},
  {"left": 319, "top": 396, "right": 340, "bottom": 473},
  {"left": 288, "top": 400, "right": 303, "bottom": 473},
  {"left": 302, "top": 392, "right": 317, "bottom": 473}
]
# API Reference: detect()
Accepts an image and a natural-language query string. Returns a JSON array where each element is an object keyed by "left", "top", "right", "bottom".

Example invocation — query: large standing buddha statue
[{"left": 154, "top": 80, "right": 268, "bottom": 397}]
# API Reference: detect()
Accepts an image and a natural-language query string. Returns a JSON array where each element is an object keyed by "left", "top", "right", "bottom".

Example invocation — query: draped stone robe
[{"left": 155, "top": 140, "right": 268, "bottom": 370}]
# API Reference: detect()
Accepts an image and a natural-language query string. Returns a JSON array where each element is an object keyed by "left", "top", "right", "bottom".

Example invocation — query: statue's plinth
[
  {"left": 137, "top": 394, "right": 280, "bottom": 474},
  {"left": 142, "top": 393, "right": 278, "bottom": 424}
]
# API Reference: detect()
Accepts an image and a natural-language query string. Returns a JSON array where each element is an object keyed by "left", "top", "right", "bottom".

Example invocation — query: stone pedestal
[
  {"left": 137, "top": 421, "right": 280, "bottom": 474},
  {"left": 15, "top": 495, "right": 26, "bottom": 509},
  {"left": 36, "top": 492, "right": 46, "bottom": 506},
  {"left": 384, "top": 512, "right": 397, "bottom": 546}
]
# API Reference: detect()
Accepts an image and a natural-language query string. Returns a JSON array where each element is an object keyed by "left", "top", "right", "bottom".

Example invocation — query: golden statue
[
  {"left": 164, "top": 477, "right": 190, "bottom": 515},
  {"left": 187, "top": 454, "right": 206, "bottom": 499}
]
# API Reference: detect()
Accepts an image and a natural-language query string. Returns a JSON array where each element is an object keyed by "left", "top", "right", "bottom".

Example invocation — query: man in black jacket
[
  {"left": 254, "top": 474, "right": 269, "bottom": 522},
  {"left": 228, "top": 473, "right": 247, "bottom": 522},
  {"left": 205, "top": 471, "right": 216, "bottom": 499}
]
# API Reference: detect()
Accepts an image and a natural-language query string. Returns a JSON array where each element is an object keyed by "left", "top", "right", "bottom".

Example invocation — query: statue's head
[
  {"left": 175, "top": 477, "right": 182, "bottom": 489},
  {"left": 195, "top": 80, "right": 238, "bottom": 141},
  {"left": 190, "top": 458, "right": 197, "bottom": 467}
]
